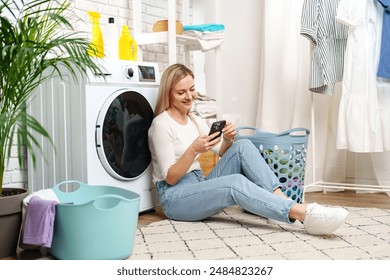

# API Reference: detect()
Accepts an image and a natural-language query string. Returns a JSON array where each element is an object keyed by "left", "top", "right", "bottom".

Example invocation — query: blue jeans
[{"left": 155, "top": 139, "right": 296, "bottom": 223}]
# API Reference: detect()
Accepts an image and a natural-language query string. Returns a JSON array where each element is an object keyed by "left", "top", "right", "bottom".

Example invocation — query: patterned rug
[{"left": 128, "top": 206, "right": 390, "bottom": 260}]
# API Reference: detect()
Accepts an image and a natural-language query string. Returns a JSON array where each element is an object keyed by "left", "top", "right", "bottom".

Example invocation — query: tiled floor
[
  {"left": 3, "top": 190, "right": 390, "bottom": 260},
  {"left": 129, "top": 205, "right": 390, "bottom": 260}
]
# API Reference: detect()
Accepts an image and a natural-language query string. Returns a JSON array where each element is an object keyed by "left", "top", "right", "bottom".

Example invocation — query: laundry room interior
[{"left": 1, "top": 0, "right": 390, "bottom": 263}]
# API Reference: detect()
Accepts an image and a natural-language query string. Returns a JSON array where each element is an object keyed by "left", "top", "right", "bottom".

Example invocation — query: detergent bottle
[
  {"left": 105, "top": 17, "right": 119, "bottom": 59},
  {"left": 87, "top": 11, "right": 104, "bottom": 58},
  {"left": 118, "top": 25, "right": 138, "bottom": 61}
]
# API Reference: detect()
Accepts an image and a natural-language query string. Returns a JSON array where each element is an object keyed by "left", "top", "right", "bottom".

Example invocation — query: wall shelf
[
  {"left": 132, "top": 0, "right": 222, "bottom": 58},
  {"left": 134, "top": 31, "right": 202, "bottom": 50}
]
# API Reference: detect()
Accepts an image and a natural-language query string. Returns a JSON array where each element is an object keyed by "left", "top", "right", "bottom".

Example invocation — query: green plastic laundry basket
[
  {"left": 49, "top": 180, "right": 140, "bottom": 260},
  {"left": 236, "top": 127, "right": 310, "bottom": 203}
]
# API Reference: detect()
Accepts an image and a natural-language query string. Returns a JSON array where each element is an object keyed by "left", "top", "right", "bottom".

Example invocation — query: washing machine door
[{"left": 96, "top": 89, "right": 154, "bottom": 181}]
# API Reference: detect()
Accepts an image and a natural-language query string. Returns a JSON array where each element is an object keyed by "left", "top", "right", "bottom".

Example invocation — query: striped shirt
[{"left": 300, "top": 0, "right": 348, "bottom": 95}]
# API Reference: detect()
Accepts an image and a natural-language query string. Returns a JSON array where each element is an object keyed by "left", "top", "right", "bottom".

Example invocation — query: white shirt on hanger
[{"left": 336, "top": 0, "right": 384, "bottom": 152}]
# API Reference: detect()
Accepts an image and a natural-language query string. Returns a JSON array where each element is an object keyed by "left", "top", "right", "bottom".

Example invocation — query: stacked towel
[
  {"left": 191, "top": 93, "right": 218, "bottom": 119},
  {"left": 183, "top": 24, "right": 225, "bottom": 32},
  {"left": 183, "top": 30, "right": 224, "bottom": 40},
  {"left": 182, "top": 24, "right": 225, "bottom": 51}
]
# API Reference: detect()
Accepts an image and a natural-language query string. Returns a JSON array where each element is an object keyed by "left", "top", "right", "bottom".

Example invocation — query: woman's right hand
[{"left": 191, "top": 134, "right": 221, "bottom": 153}]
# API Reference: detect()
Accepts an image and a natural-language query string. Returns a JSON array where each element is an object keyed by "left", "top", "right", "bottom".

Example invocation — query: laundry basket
[
  {"left": 236, "top": 127, "right": 310, "bottom": 203},
  {"left": 49, "top": 181, "right": 140, "bottom": 260}
]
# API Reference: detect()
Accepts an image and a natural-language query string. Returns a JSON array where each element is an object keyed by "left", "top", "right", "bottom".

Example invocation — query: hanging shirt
[
  {"left": 336, "top": 0, "right": 384, "bottom": 152},
  {"left": 377, "top": 0, "right": 390, "bottom": 79},
  {"left": 300, "top": 0, "right": 348, "bottom": 95}
]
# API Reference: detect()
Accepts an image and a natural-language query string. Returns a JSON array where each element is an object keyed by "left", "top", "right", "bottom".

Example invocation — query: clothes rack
[{"left": 302, "top": 94, "right": 390, "bottom": 202}]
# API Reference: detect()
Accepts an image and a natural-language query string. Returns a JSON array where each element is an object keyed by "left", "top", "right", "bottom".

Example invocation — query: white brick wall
[
  {"left": 72, "top": 0, "right": 190, "bottom": 69},
  {"left": 3, "top": 0, "right": 192, "bottom": 189},
  {"left": 3, "top": 144, "right": 28, "bottom": 189}
]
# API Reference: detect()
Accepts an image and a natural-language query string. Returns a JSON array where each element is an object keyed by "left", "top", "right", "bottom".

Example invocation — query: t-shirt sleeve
[
  {"left": 148, "top": 118, "right": 176, "bottom": 180},
  {"left": 300, "top": 0, "right": 319, "bottom": 45},
  {"left": 336, "top": 0, "right": 365, "bottom": 28}
]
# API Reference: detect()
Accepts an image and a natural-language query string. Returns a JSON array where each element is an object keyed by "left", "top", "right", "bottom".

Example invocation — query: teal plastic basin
[{"left": 49, "top": 181, "right": 140, "bottom": 260}]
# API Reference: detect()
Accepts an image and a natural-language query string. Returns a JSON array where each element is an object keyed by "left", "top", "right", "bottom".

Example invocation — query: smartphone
[{"left": 208, "top": 120, "right": 226, "bottom": 141}]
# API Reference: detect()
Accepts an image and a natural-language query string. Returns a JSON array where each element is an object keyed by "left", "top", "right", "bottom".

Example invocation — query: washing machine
[{"left": 27, "top": 59, "right": 160, "bottom": 212}]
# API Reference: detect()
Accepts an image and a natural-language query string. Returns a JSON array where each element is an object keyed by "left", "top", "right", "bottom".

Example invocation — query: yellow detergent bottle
[
  {"left": 118, "top": 25, "right": 138, "bottom": 61},
  {"left": 87, "top": 11, "right": 104, "bottom": 58}
]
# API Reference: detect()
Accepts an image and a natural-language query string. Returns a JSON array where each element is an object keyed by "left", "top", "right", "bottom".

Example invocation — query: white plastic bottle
[{"left": 104, "top": 17, "right": 119, "bottom": 60}]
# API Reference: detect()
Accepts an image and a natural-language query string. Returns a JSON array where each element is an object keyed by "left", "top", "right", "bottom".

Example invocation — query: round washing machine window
[{"left": 96, "top": 89, "right": 154, "bottom": 181}]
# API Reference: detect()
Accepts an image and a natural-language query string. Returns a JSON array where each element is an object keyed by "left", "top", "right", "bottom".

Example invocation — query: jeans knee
[
  {"left": 234, "top": 139, "right": 257, "bottom": 154},
  {"left": 226, "top": 174, "right": 249, "bottom": 188},
  {"left": 224, "top": 174, "right": 255, "bottom": 200}
]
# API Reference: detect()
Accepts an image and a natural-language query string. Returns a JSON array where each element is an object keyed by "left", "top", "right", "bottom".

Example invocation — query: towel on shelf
[
  {"left": 191, "top": 93, "right": 218, "bottom": 119},
  {"left": 183, "top": 30, "right": 225, "bottom": 40},
  {"left": 23, "top": 196, "right": 58, "bottom": 248},
  {"left": 182, "top": 30, "right": 224, "bottom": 51},
  {"left": 183, "top": 24, "right": 225, "bottom": 32}
]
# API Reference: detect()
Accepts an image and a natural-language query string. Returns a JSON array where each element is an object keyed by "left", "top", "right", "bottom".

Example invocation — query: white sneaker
[{"left": 303, "top": 203, "right": 349, "bottom": 235}]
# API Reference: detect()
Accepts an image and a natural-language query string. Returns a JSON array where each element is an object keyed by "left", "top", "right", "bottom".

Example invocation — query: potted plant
[{"left": 0, "top": 0, "right": 101, "bottom": 258}]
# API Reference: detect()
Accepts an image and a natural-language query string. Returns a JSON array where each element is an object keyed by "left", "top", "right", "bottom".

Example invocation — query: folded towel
[
  {"left": 23, "top": 196, "right": 58, "bottom": 248},
  {"left": 23, "top": 189, "right": 59, "bottom": 205},
  {"left": 183, "top": 30, "right": 225, "bottom": 40},
  {"left": 183, "top": 24, "right": 225, "bottom": 32},
  {"left": 181, "top": 30, "right": 224, "bottom": 51}
]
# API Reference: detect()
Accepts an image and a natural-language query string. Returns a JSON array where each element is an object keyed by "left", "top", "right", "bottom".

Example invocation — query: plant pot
[{"left": 0, "top": 188, "right": 28, "bottom": 259}]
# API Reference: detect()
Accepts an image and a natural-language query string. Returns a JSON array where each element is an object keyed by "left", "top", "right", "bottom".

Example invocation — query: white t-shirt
[{"left": 148, "top": 111, "right": 221, "bottom": 183}]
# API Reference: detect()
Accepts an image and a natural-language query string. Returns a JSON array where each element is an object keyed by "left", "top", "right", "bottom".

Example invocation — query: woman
[{"left": 148, "top": 63, "right": 348, "bottom": 235}]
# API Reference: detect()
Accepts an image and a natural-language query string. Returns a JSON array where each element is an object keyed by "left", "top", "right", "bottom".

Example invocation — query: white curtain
[{"left": 256, "top": 0, "right": 390, "bottom": 193}]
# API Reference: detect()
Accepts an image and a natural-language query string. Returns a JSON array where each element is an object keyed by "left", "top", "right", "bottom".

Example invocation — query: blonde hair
[{"left": 154, "top": 63, "right": 194, "bottom": 117}]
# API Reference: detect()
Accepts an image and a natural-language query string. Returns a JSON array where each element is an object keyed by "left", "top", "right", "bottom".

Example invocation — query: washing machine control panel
[
  {"left": 122, "top": 64, "right": 157, "bottom": 83},
  {"left": 88, "top": 58, "right": 160, "bottom": 85}
]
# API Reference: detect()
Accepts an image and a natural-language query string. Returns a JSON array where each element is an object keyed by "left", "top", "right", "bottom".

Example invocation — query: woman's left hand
[{"left": 222, "top": 122, "right": 236, "bottom": 141}]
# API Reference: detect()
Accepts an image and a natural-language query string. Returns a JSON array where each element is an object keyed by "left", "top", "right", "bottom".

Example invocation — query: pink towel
[{"left": 23, "top": 196, "right": 57, "bottom": 248}]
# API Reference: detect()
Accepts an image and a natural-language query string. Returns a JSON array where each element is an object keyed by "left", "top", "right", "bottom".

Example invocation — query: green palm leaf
[{"left": 0, "top": 0, "right": 102, "bottom": 194}]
